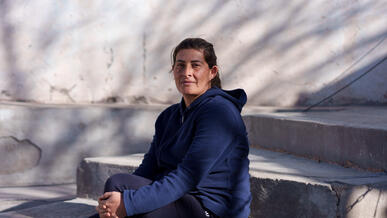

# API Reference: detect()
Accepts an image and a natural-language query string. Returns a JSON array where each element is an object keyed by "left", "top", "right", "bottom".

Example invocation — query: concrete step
[
  {"left": 243, "top": 106, "right": 387, "bottom": 172},
  {"left": 76, "top": 148, "right": 387, "bottom": 218}
]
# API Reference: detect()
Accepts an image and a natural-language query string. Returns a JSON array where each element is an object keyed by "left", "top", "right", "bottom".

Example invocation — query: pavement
[{"left": 0, "top": 184, "right": 98, "bottom": 217}]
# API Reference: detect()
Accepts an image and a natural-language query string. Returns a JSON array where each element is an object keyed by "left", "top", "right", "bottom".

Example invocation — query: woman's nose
[{"left": 183, "top": 66, "right": 193, "bottom": 77}]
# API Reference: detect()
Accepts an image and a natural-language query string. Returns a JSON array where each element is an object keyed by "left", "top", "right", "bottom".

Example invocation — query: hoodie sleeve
[{"left": 123, "top": 102, "right": 238, "bottom": 216}]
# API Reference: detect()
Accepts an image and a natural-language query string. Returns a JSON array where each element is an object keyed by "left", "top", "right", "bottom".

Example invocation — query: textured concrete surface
[
  {"left": 0, "top": 136, "right": 41, "bottom": 174},
  {"left": 248, "top": 149, "right": 387, "bottom": 218},
  {"left": 0, "top": 103, "right": 164, "bottom": 186},
  {"left": 250, "top": 178, "right": 337, "bottom": 218},
  {"left": 0, "top": 1, "right": 386, "bottom": 107},
  {"left": 77, "top": 148, "right": 387, "bottom": 218},
  {"left": 335, "top": 183, "right": 387, "bottom": 218},
  {"left": 244, "top": 106, "right": 387, "bottom": 171}
]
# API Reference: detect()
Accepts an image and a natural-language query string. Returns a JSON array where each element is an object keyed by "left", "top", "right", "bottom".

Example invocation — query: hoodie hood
[
  {"left": 220, "top": 88, "right": 247, "bottom": 112},
  {"left": 179, "top": 87, "right": 247, "bottom": 115}
]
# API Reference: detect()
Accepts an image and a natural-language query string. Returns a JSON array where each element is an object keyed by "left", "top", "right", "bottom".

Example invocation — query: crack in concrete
[
  {"left": 331, "top": 184, "right": 343, "bottom": 218},
  {"left": 106, "top": 48, "right": 114, "bottom": 69},
  {"left": 373, "top": 189, "right": 382, "bottom": 218},
  {"left": 346, "top": 186, "right": 373, "bottom": 213},
  {"left": 49, "top": 84, "right": 77, "bottom": 103},
  {"left": 142, "top": 32, "right": 146, "bottom": 84},
  {"left": 0, "top": 90, "right": 11, "bottom": 97},
  {"left": 0, "top": 136, "right": 41, "bottom": 174}
]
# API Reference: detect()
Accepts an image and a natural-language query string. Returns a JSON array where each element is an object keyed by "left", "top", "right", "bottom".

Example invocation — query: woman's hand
[
  {"left": 96, "top": 200, "right": 113, "bottom": 218},
  {"left": 96, "top": 193, "right": 114, "bottom": 218},
  {"left": 96, "top": 191, "right": 127, "bottom": 218}
]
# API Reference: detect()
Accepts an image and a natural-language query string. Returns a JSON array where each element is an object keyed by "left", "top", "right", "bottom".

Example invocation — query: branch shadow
[{"left": 298, "top": 51, "right": 387, "bottom": 106}]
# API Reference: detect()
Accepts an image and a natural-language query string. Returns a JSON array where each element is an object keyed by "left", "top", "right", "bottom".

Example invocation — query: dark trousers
[{"left": 89, "top": 173, "right": 216, "bottom": 218}]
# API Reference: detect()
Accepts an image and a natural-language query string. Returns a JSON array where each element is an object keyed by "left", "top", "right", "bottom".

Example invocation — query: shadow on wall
[
  {"left": 238, "top": 1, "right": 387, "bottom": 106},
  {"left": 0, "top": 0, "right": 25, "bottom": 101},
  {"left": 0, "top": 0, "right": 386, "bottom": 105},
  {"left": 0, "top": 105, "right": 163, "bottom": 186},
  {"left": 0, "top": 2, "right": 167, "bottom": 186},
  {"left": 143, "top": 0, "right": 387, "bottom": 106},
  {"left": 298, "top": 52, "right": 387, "bottom": 107},
  {"left": 0, "top": 0, "right": 97, "bottom": 103}
]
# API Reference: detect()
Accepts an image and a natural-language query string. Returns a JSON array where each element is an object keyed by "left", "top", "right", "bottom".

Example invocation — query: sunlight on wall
[{"left": 0, "top": 0, "right": 386, "bottom": 106}]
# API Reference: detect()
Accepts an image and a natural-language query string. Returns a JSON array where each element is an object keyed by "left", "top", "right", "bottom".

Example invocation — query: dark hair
[{"left": 171, "top": 38, "right": 221, "bottom": 88}]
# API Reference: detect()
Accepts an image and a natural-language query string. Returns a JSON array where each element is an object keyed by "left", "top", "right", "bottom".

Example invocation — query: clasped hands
[{"left": 96, "top": 191, "right": 127, "bottom": 218}]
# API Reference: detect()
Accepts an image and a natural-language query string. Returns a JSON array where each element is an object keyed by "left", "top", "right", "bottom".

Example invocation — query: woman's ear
[{"left": 210, "top": 66, "right": 218, "bottom": 79}]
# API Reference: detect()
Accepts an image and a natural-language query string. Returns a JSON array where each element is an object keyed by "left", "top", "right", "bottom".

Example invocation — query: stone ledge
[
  {"left": 77, "top": 148, "right": 387, "bottom": 218},
  {"left": 243, "top": 106, "right": 387, "bottom": 172},
  {"left": 77, "top": 154, "right": 143, "bottom": 199}
]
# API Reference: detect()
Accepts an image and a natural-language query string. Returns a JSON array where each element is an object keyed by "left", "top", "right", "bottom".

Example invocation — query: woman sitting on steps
[{"left": 90, "top": 37, "right": 251, "bottom": 218}]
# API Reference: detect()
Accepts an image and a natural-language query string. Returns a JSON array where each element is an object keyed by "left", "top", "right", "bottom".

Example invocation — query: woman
[{"left": 93, "top": 38, "right": 251, "bottom": 218}]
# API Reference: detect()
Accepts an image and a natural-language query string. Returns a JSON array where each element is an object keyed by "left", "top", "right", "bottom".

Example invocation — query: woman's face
[{"left": 173, "top": 49, "right": 217, "bottom": 106}]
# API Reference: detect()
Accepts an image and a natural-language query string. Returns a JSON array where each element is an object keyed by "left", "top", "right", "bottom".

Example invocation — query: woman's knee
[
  {"left": 104, "top": 173, "right": 152, "bottom": 193},
  {"left": 104, "top": 173, "right": 124, "bottom": 192}
]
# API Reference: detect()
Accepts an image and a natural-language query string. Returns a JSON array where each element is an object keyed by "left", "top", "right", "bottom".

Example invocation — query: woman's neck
[
  {"left": 183, "top": 95, "right": 197, "bottom": 108},
  {"left": 182, "top": 87, "right": 213, "bottom": 107}
]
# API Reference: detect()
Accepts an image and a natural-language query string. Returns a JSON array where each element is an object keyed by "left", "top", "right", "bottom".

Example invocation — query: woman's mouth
[{"left": 182, "top": 81, "right": 195, "bottom": 85}]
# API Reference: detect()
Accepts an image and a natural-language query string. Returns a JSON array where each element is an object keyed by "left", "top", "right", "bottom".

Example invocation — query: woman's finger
[
  {"left": 97, "top": 204, "right": 108, "bottom": 214},
  {"left": 102, "top": 192, "right": 112, "bottom": 199},
  {"left": 103, "top": 211, "right": 112, "bottom": 217},
  {"left": 98, "top": 192, "right": 112, "bottom": 203}
]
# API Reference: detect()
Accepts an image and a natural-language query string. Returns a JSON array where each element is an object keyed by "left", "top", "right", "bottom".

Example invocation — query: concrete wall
[
  {"left": 0, "top": 0, "right": 386, "bottom": 107},
  {"left": 0, "top": 103, "right": 164, "bottom": 186}
]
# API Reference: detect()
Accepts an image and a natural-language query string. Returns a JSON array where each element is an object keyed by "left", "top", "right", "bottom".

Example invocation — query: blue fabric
[{"left": 123, "top": 87, "right": 251, "bottom": 218}]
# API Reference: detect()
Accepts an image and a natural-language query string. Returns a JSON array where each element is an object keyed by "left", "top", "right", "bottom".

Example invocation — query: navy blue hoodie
[{"left": 123, "top": 87, "right": 251, "bottom": 217}]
